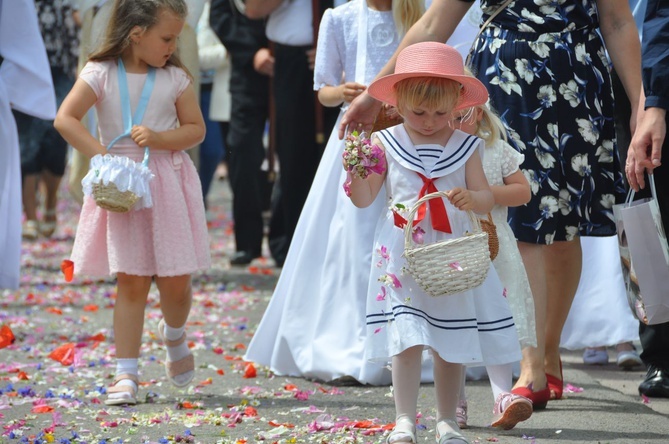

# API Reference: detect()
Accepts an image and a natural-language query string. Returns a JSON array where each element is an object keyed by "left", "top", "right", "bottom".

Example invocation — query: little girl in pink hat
[{"left": 346, "top": 41, "right": 522, "bottom": 444}]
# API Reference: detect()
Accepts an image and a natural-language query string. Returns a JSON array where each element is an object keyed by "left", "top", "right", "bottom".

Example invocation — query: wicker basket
[
  {"left": 403, "top": 191, "right": 491, "bottom": 297},
  {"left": 371, "top": 106, "right": 403, "bottom": 133},
  {"left": 92, "top": 181, "right": 141, "bottom": 213},
  {"left": 479, "top": 213, "right": 499, "bottom": 261}
]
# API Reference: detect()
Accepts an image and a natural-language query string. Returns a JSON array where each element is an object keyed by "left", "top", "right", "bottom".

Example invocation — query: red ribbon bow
[{"left": 393, "top": 172, "right": 452, "bottom": 233}]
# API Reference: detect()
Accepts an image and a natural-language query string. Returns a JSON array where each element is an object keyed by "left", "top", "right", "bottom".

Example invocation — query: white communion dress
[{"left": 244, "top": 0, "right": 482, "bottom": 384}]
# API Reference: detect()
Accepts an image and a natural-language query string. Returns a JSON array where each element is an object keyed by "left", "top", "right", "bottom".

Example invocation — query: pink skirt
[{"left": 71, "top": 147, "right": 211, "bottom": 277}]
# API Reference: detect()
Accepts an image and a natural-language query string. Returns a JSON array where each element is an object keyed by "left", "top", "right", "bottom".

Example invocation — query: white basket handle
[{"left": 403, "top": 190, "right": 483, "bottom": 251}]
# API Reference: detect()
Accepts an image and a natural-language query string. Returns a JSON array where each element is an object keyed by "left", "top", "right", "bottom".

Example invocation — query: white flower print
[
  {"left": 576, "top": 118, "right": 599, "bottom": 145},
  {"left": 539, "top": 195, "right": 559, "bottom": 220},
  {"left": 575, "top": 43, "right": 592, "bottom": 66},
  {"left": 565, "top": 225, "right": 579, "bottom": 241},
  {"left": 518, "top": 22, "right": 537, "bottom": 33},
  {"left": 528, "top": 41, "right": 550, "bottom": 58},
  {"left": 571, "top": 153, "right": 592, "bottom": 177},
  {"left": 536, "top": 148, "right": 556, "bottom": 169},
  {"left": 524, "top": 169, "right": 540, "bottom": 195},
  {"left": 537, "top": 85, "right": 556, "bottom": 108},
  {"left": 489, "top": 37, "right": 506, "bottom": 55},
  {"left": 490, "top": 60, "right": 523, "bottom": 96},
  {"left": 600, "top": 193, "right": 616, "bottom": 210},
  {"left": 515, "top": 59, "right": 535, "bottom": 84},
  {"left": 508, "top": 127, "right": 527, "bottom": 152},
  {"left": 558, "top": 188, "right": 572, "bottom": 215},
  {"left": 559, "top": 80, "right": 581, "bottom": 107},
  {"left": 521, "top": 8, "right": 546, "bottom": 24},
  {"left": 547, "top": 123, "right": 559, "bottom": 146},
  {"left": 545, "top": 232, "right": 555, "bottom": 245},
  {"left": 595, "top": 140, "right": 615, "bottom": 163}
]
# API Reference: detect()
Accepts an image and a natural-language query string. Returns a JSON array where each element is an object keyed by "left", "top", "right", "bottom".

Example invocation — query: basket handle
[{"left": 403, "top": 190, "right": 483, "bottom": 251}]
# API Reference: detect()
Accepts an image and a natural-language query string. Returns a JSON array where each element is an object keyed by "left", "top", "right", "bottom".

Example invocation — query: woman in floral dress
[{"left": 340, "top": 0, "right": 641, "bottom": 408}]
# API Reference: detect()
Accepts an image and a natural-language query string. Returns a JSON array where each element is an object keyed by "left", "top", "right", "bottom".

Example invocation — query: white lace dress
[
  {"left": 482, "top": 139, "right": 537, "bottom": 348},
  {"left": 244, "top": 0, "right": 482, "bottom": 384}
]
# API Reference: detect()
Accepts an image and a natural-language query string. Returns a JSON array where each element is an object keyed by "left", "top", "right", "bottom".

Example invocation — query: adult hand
[
  {"left": 253, "top": 48, "right": 275, "bottom": 77},
  {"left": 338, "top": 90, "right": 383, "bottom": 139},
  {"left": 628, "top": 106, "right": 666, "bottom": 190}
]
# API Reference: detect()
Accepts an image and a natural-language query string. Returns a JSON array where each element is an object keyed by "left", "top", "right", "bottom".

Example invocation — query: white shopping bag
[{"left": 612, "top": 175, "right": 669, "bottom": 325}]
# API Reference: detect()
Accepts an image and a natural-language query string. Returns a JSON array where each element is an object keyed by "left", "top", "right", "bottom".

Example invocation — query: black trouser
[
  {"left": 613, "top": 70, "right": 669, "bottom": 370},
  {"left": 271, "top": 42, "right": 336, "bottom": 246},
  {"left": 226, "top": 91, "right": 269, "bottom": 255}
]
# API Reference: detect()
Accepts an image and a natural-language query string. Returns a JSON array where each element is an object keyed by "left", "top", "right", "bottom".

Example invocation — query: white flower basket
[{"left": 403, "top": 191, "right": 491, "bottom": 297}]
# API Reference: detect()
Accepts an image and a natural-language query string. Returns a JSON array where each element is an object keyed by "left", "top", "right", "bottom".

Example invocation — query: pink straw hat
[{"left": 368, "top": 42, "right": 489, "bottom": 110}]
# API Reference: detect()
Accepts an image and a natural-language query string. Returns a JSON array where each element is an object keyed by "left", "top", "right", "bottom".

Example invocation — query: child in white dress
[
  {"left": 54, "top": 0, "right": 209, "bottom": 405},
  {"left": 454, "top": 102, "right": 536, "bottom": 430},
  {"left": 349, "top": 42, "right": 521, "bottom": 444}
]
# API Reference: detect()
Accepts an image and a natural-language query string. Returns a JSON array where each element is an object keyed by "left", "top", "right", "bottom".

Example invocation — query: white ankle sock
[
  {"left": 163, "top": 322, "right": 191, "bottom": 362},
  {"left": 108, "top": 358, "right": 138, "bottom": 401}
]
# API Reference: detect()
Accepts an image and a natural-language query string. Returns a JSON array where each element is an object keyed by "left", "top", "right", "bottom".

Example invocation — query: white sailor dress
[{"left": 364, "top": 125, "right": 521, "bottom": 366}]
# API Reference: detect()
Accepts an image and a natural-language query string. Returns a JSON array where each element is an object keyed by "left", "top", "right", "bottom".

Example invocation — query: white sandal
[
  {"left": 104, "top": 373, "right": 138, "bottom": 406},
  {"left": 157, "top": 319, "right": 195, "bottom": 387},
  {"left": 387, "top": 416, "right": 416, "bottom": 444},
  {"left": 40, "top": 209, "right": 57, "bottom": 237},
  {"left": 436, "top": 419, "right": 469, "bottom": 444}
]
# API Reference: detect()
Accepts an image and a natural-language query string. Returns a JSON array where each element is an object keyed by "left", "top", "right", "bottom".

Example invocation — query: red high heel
[
  {"left": 546, "top": 360, "right": 564, "bottom": 400},
  {"left": 511, "top": 383, "right": 551, "bottom": 410}
]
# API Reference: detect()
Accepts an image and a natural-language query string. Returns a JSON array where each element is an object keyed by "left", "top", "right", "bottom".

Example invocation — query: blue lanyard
[{"left": 106, "top": 59, "right": 156, "bottom": 167}]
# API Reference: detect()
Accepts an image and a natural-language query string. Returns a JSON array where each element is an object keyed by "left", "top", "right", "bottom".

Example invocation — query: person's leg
[
  {"left": 513, "top": 242, "right": 548, "bottom": 396},
  {"left": 433, "top": 353, "right": 466, "bottom": 443},
  {"left": 107, "top": 273, "right": 152, "bottom": 404},
  {"left": 155, "top": 274, "right": 194, "bottom": 387},
  {"left": 40, "top": 169, "right": 62, "bottom": 237},
  {"left": 544, "top": 238, "right": 582, "bottom": 397},
  {"left": 388, "top": 346, "right": 422, "bottom": 443},
  {"left": 488, "top": 363, "right": 532, "bottom": 430}
]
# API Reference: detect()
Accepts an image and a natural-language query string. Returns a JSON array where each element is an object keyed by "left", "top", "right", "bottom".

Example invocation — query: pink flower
[
  {"left": 376, "top": 286, "right": 387, "bottom": 301},
  {"left": 412, "top": 226, "right": 425, "bottom": 244},
  {"left": 341, "top": 131, "right": 387, "bottom": 196}
]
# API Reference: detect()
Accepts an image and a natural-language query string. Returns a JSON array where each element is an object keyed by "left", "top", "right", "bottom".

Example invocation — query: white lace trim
[{"left": 82, "top": 154, "right": 155, "bottom": 210}]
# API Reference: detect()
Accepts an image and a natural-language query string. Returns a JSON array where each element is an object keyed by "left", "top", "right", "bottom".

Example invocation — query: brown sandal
[
  {"left": 104, "top": 373, "right": 139, "bottom": 406},
  {"left": 157, "top": 319, "right": 195, "bottom": 387}
]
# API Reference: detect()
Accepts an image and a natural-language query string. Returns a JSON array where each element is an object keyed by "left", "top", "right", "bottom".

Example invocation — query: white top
[
  {"left": 314, "top": 1, "right": 396, "bottom": 90},
  {"left": 266, "top": 0, "right": 313, "bottom": 46}
]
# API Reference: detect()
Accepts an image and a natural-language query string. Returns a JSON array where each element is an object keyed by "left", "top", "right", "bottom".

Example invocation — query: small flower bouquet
[{"left": 342, "top": 130, "right": 387, "bottom": 197}]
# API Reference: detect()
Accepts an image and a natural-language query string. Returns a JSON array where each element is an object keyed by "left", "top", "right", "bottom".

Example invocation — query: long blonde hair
[
  {"left": 393, "top": 0, "right": 425, "bottom": 36},
  {"left": 89, "top": 0, "right": 190, "bottom": 75},
  {"left": 461, "top": 67, "right": 507, "bottom": 146}
]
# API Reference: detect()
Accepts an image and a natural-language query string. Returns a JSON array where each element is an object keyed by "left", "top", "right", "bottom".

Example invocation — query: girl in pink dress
[{"left": 54, "top": 0, "right": 210, "bottom": 406}]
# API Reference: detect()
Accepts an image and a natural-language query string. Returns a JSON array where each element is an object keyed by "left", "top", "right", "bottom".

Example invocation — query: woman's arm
[
  {"left": 596, "top": 0, "right": 642, "bottom": 131},
  {"left": 338, "top": 0, "right": 473, "bottom": 138},
  {"left": 318, "top": 82, "right": 367, "bottom": 107}
]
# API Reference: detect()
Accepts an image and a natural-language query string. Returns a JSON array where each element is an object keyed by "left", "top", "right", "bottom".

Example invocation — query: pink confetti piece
[
  {"left": 641, "top": 394, "right": 651, "bottom": 404},
  {"left": 449, "top": 262, "right": 463, "bottom": 271},
  {"left": 563, "top": 383, "right": 583, "bottom": 393}
]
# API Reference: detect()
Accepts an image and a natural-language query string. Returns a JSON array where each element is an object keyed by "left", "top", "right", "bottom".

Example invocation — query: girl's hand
[
  {"left": 342, "top": 82, "right": 366, "bottom": 103},
  {"left": 131, "top": 125, "right": 159, "bottom": 148},
  {"left": 447, "top": 187, "right": 474, "bottom": 211}
]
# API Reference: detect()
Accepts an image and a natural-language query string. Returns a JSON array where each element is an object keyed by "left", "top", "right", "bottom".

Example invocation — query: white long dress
[
  {"left": 0, "top": 0, "right": 56, "bottom": 289},
  {"left": 244, "top": 0, "right": 481, "bottom": 384},
  {"left": 482, "top": 140, "right": 537, "bottom": 348},
  {"left": 366, "top": 126, "right": 521, "bottom": 365},
  {"left": 560, "top": 236, "right": 639, "bottom": 349}
]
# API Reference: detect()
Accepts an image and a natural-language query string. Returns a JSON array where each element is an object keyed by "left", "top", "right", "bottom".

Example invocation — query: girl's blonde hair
[
  {"left": 461, "top": 67, "right": 507, "bottom": 146},
  {"left": 394, "top": 77, "right": 462, "bottom": 115},
  {"left": 393, "top": 0, "right": 425, "bottom": 36},
  {"left": 89, "top": 0, "right": 190, "bottom": 75}
]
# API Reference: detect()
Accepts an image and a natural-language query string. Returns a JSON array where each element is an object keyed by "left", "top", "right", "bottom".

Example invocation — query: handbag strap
[
  {"left": 465, "top": 0, "right": 514, "bottom": 66},
  {"left": 106, "top": 59, "right": 156, "bottom": 167}
]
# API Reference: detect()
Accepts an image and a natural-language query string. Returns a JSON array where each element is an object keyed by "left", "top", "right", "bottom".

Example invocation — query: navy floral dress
[{"left": 466, "top": 0, "right": 626, "bottom": 244}]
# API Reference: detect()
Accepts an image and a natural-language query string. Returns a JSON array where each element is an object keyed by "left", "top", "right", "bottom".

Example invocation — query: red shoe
[
  {"left": 511, "top": 384, "right": 551, "bottom": 410},
  {"left": 546, "top": 360, "right": 564, "bottom": 400}
]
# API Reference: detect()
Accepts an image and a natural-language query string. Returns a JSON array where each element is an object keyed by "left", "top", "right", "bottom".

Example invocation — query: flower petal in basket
[{"left": 402, "top": 191, "right": 491, "bottom": 297}]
